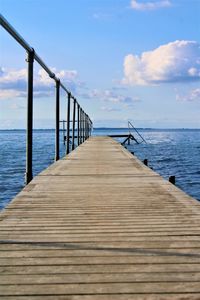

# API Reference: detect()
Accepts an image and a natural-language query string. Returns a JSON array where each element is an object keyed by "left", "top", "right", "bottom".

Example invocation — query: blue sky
[{"left": 0, "top": 0, "right": 200, "bottom": 128}]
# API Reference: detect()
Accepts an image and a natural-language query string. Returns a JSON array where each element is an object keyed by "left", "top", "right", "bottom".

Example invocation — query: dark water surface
[{"left": 0, "top": 129, "right": 199, "bottom": 209}]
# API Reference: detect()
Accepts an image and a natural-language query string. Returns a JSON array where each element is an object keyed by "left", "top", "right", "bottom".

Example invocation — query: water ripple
[{"left": 0, "top": 129, "right": 200, "bottom": 209}]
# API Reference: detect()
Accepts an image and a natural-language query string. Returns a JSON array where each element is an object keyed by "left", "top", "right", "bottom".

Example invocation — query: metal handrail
[
  {"left": 128, "top": 121, "right": 147, "bottom": 144},
  {"left": 0, "top": 14, "right": 93, "bottom": 184},
  {"left": 0, "top": 15, "right": 58, "bottom": 81}
]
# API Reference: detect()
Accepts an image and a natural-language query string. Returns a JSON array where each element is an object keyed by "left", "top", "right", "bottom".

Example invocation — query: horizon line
[{"left": 0, "top": 127, "right": 200, "bottom": 130}]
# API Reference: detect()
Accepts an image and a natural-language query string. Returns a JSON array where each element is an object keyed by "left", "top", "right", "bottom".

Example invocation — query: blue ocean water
[{"left": 0, "top": 128, "right": 200, "bottom": 210}]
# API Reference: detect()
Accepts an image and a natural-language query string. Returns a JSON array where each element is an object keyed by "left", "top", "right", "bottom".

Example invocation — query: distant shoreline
[{"left": 0, "top": 128, "right": 200, "bottom": 131}]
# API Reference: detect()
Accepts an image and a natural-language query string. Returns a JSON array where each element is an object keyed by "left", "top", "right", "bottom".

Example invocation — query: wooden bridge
[{"left": 0, "top": 136, "right": 200, "bottom": 299}]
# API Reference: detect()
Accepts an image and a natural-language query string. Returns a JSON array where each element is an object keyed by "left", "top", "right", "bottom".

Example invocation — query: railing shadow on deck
[
  {"left": 0, "top": 14, "right": 93, "bottom": 184},
  {"left": 1, "top": 240, "right": 199, "bottom": 258}
]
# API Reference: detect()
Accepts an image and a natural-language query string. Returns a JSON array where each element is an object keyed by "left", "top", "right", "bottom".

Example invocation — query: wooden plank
[
  {"left": 1, "top": 254, "right": 200, "bottom": 265},
  {"left": 1, "top": 282, "right": 200, "bottom": 295},
  {"left": 0, "top": 247, "right": 199, "bottom": 257},
  {"left": 0, "top": 136, "right": 200, "bottom": 298},
  {"left": 1, "top": 272, "right": 200, "bottom": 284},
  {"left": 1, "top": 263, "right": 200, "bottom": 274},
  {"left": 0, "top": 295, "right": 200, "bottom": 300}
]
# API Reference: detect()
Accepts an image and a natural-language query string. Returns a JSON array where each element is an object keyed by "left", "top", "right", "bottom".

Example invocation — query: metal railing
[
  {"left": 128, "top": 121, "right": 147, "bottom": 144},
  {"left": 0, "top": 14, "right": 93, "bottom": 184}
]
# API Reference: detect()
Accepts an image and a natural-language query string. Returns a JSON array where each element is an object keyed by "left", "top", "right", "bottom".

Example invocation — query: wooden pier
[{"left": 0, "top": 136, "right": 200, "bottom": 299}]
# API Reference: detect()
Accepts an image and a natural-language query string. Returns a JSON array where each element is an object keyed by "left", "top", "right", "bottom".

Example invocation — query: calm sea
[{"left": 0, "top": 128, "right": 200, "bottom": 210}]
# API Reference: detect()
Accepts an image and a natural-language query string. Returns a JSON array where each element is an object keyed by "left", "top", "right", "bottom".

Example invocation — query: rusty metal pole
[
  {"left": 72, "top": 98, "right": 76, "bottom": 150},
  {"left": 55, "top": 79, "right": 60, "bottom": 161},
  {"left": 25, "top": 49, "right": 34, "bottom": 185},
  {"left": 66, "top": 92, "right": 71, "bottom": 154}
]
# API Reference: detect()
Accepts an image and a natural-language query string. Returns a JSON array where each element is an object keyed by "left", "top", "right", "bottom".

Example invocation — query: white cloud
[
  {"left": 176, "top": 88, "right": 200, "bottom": 102},
  {"left": 0, "top": 67, "right": 79, "bottom": 99},
  {"left": 123, "top": 40, "right": 200, "bottom": 86},
  {"left": 130, "top": 0, "right": 171, "bottom": 11},
  {"left": 82, "top": 88, "right": 140, "bottom": 107},
  {"left": 101, "top": 106, "right": 120, "bottom": 112},
  {"left": 0, "top": 89, "right": 27, "bottom": 99},
  {"left": 0, "top": 67, "right": 27, "bottom": 92},
  {"left": 188, "top": 68, "right": 199, "bottom": 77},
  {"left": 36, "top": 68, "right": 78, "bottom": 86}
]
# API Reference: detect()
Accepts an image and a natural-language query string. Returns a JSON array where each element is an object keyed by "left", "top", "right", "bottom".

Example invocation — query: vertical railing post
[
  {"left": 79, "top": 108, "right": 81, "bottom": 145},
  {"left": 83, "top": 111, "right": 85, "bottom": 142},
  {"left": 55, "top": 79, "right": 60, "bottom": 161},
  {"left": 88, "top": 118, "right": 90, "bottom": 138},
  {"left": 89, "top": 119, "right": 91, "bottom": 137},
  {"left": 85, "top": 114, "right": 87, "bottom": 140},
  {"left": 66, "top": 92, "right": 71, "bottom": 154},
  {"left": 88, "top": 119, "right": 90, "bottom": 138},
  {"left": 88, "top": 117, "right": 90, "bottom": 138},
  {"left": 85, "top": 114, "right": 88, "bottom": 140},
  {"left": 81, "top": 110, "right": 84, "bottom": 143},
  {"left": 87, "top": 115, "right": 89, "bottom": 139},
  {"left": 25, "top": 48, "right": 34, "bottom": 185},
  {"left": 82, "top": 109, "right": 84, "bottom": 143},
  {"left": 72, "top": 98, "right": 76, "bottom": 150},
  {"left": 63, "top": 120, "right": 65, "bottom": 145},
  {"left": 80, "top": 108, "right": 83, "bottom": 144},
  {"left": 84, "top": 112, "right": 86, "bottom": 141},
  {"left": 85, "top": 113, "right": 87, "bottom": 140},
  {"left": 77, "top": 104, "right": 80, "bottom": 146},
  {"left": 90, "top": 120, "right": 92, "bottom": 136}
]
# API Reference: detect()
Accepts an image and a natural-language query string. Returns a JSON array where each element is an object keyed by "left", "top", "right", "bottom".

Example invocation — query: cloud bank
[
  {"left": 123, "top": 40, "right": 200, "bottom": 85},
  {"left": 176, "top": 88, "right": 200, "bottom": 102},
  {"left": 0, "top": 67, "right": 79, "bottom": 99},
  {"left": 130, "top": 0, "right": 171, "bottom": 11},
  {"left": 82, "top": 88, "right": 140, "bottom": 107}
]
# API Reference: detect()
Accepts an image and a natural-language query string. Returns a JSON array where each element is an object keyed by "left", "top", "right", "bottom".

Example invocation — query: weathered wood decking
[{"left": 0, "top": 136, "right": 200, "bottom": 299}]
